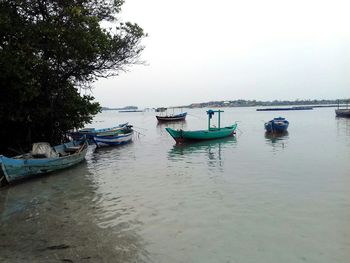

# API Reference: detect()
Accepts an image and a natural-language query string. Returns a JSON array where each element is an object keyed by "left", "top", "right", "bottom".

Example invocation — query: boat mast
[
  {"left": 207, "top": 109, "right": 224, "bottom": 130},
  {"left": 208, "top": 112, "right": 211, "bottom": 130}
]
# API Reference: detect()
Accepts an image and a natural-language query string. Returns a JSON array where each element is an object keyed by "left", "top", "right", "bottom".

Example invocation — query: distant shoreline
[
  {"left": 181, "top": 99, "right": 348, "bottom": 109},
  {"left": 102, "top": 99, "right": 348, "bottom": 110}
]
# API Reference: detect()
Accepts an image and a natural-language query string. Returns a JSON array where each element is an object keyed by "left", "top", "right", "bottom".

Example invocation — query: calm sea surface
[{"left": 1, "top": 107, "right": 350, "bottom": 262}]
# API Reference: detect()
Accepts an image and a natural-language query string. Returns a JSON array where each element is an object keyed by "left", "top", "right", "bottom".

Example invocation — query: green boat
[{"left": 165, "top": 110, "right": 237, "bottom": 143}]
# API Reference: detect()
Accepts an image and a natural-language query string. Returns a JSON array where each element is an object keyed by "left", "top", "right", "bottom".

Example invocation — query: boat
[
  {"left": 0, "top": 140, "right": 88, "bottom": 184},
  {"left": 165, "top": 109, "right": 237, "bottom": 143},
  {"left": 335, "top": 109, "right": 350, "bottom": 118},
  {"left": 93, "top": 125, "right": 134, "bottom": 147},
  {"left": 68, "top": 123, "right": 128, "bottom": 141},
  {"left": 264, "top": 117, "right": 289, "bottom": 133},
  {"left": 156, "top": 112, "right": 187, "bottom": 122},
  {"left": 335, "top": 99, "right": 350, "bottom": 117}
]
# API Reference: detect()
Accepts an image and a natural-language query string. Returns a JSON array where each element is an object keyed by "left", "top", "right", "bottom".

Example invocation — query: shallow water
[{"left": 1, "top": 107, "right": 350, "bottom": 262}]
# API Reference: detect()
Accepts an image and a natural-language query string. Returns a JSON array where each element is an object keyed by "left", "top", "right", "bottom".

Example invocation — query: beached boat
[
  {"left": 93, "top": 126, "right": 134, "bottom": 147},
  {"left": 264, "top": 117, "right": 289, "bottom": 133},
  {"left": 156, "top": 112, "right": 187, "bottom": 122},
  {"left": 68, "top": 123, "right": 128, "bottom": 141},
  {"left": 165, "top": 110, "right": 237, "bottom": 143},
  {"left": 0, "top": 140, "right": 88, "bottom": 184}
]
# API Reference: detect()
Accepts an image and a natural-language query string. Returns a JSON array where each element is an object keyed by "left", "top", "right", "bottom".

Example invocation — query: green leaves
[{"left": 0, "top": 0, "right": 145, "bottom": 154}]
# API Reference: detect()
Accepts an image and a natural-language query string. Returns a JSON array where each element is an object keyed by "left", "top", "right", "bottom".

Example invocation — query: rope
[{"left": 133, "top": 129, "right": 146, "bottom": 137}]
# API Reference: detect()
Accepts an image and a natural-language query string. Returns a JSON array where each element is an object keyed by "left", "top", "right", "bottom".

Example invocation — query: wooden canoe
[
  {"left": 0, "top": 141, "right": 88, "bottom": 183},
  {"left": 165, "top": 124, "right": 237, "bottom": 143},
  {"left": 156, "top": 112, "right": 187, "bottom": 122},
  {"left": 94, "top": 130, "right": 134, "bottom": 147}
]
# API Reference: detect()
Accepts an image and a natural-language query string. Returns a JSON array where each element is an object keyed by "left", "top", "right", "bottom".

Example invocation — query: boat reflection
[
  {"left": 156, "top": 120, "right": 187, "bottom": 128},
  {"left": 264, "top": 131, "right": 289, "bottom": 151},
  {"left": 168, "top": 136, "right": 237, "bottom": 169},
  {"left": 93, "top": 141, "right": 133, "bottom": 154},
  {"left": 336, "top": 117, "right": 350, "bottom": 137}
]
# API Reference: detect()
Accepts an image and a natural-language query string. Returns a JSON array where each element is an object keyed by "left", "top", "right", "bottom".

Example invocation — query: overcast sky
[{"left": 92, "top": 0, "right": 350, "bottom": 108}]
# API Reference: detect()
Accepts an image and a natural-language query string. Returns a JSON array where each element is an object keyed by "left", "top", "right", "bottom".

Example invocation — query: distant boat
[
  {"left": 156, "top": 112, "right": 187, "bottom": 122},
  {"left": 93, "top": 125, "right": 134, "bottom": 147},
  {"left": 0, "top": 141, "right": 88, "bottom": 184},
  {"left": 335, "top": 109, "right": 350, "bottom": 118},
  {"left": 264, "top": 117, "right": 289, "bottom": 133},
  {"left": 68, "top": 123, "right": 128, "bottom": 141},
  {"left": 257, "top": 106, "right": 313, "bottom": 111},
  {"left": 165, "top": 110, "right": 237, "bottom": 143},
  {"left": 335, "top": 99, "right": 350, "bottom": 118}
]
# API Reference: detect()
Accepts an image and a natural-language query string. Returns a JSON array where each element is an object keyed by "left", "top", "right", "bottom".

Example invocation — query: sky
[{"left": 92, "top": 0, "right": 350, "bottom": 108}]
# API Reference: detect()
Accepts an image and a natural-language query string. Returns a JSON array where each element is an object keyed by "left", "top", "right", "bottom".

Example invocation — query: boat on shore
[
  {"left": 264, "top": 117, "right": 289, "bottom": 133},
  {"left": 156, "top": 112, "right": 187, "bottom": 122},
  {"left": 93, "top": 125, "right": 134, "bottom": 147},
  {"left": 165, "top": 110, "right": 237, "bottom": 143},
  {"left": 0, "top": 140, "right": 88, "bottom": 184}
]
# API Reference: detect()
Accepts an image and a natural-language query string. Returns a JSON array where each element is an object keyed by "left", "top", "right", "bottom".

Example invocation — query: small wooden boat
[
  {"left": 264, "top": 117, "right": 289, "bottom": 133},
  {"left": 165, "top": 110, "right": 237, "bottom": 143},
  {"left": 156, "top": 112, "right": 187, "bottom": 122},
  {"left": 93, "top": 125, "right": 134, "bottom": 147},
  {"left": 69, "top": 123, "right": 128, "bottom": 141},
  {"left": 0, "top": 140, "right": 88, "bottom": 184}
]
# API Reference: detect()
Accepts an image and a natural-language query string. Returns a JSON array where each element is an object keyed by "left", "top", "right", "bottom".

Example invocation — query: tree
[{"left": 0, "top": 0, "right": 145, "bottom": 154}]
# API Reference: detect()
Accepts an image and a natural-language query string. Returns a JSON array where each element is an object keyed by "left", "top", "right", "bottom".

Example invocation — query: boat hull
[
  {"left": 335, "top": 109, "right": 350, "bottom": 118},
  {"left": 264, "top": 118, "right": 289, "bottom": 133},
  {"left": 94, "top": 131, "right": 133, "bottom": 147},
  {"left": 156, "top": 112, "right": 187, "bottom": 122},
  {"left": 0, "top": 141, "right": 88, "bottom": 183},
  {"left": 69, "top": 123, "right": 128, "bottom": 141},
  {"left": 165, "top": 124, "right": 237, "bottom": 143}
]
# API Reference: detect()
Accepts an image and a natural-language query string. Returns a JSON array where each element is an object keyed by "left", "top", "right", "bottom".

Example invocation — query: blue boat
[
  {"left": 0, "top": 140, "right": 88, "bottom": 184},
  {"left": 264, "top": 117, "right": 289, "bottom": 133},
  {"left": 94, "top": 126, "right": 134, "bottom": 147},
  {"left": 68, "top": 123, "right": 128, "bottom": 141}
]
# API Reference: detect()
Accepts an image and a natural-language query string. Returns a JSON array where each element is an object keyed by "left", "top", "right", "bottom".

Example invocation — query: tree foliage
[{"left": 0, "top": 0, "right": 145, "bottom": 154}]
